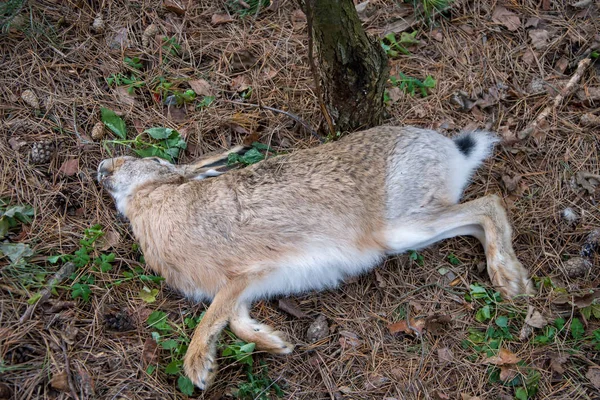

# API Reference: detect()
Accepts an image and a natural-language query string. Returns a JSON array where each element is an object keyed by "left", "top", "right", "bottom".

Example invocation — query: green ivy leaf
[
  {"left": 165, "top": 360, "right": 181, "bottom": 375},
  {"left": 239, "top": 342, "right": 256, "bottom": 353},
  {"left": 71, "top": 283, "right": 91, "bottom": 302},
  {"left": 177, "top": 375, "right": 194, "bottom": 396},
  {"left": 0, "top": 242, "right": 34, "bottom": 264},
  {"left": 101, "top": 107, "right": 127, "bottom": 139},
  {"left": 495, "top": 315, "right": 508, "bottom": 328},
  {"left": 144, "top": 127, "right": 174, "bottom": 140},
  {"left": 515, "top": 387, "right": 528, "bottom": 400},
  {"left": 139, "top": 286, "right": 159, "bottom": 303},
  {"left": 475, "top": 305, "right": 491, "bottom": 322},
  {"left": 570, "top": 318, "right": 585, "bottom": 340},
  {"left": 161, "top": 339, "right": 179, "bottom": 350},
  {"left": 147, "top": 311, "right": 170, "bottom": 331}
]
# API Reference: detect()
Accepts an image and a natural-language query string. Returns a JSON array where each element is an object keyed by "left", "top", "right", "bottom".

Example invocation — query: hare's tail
[
  {"left": 449, "top": 130, "right": 500, "bottom": 200},
  {"left": 453, "top": 130, "right": 500, "bottom": 175}
]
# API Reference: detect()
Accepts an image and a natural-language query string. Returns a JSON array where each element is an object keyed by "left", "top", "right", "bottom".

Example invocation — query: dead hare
[{"left": 97, "top": 125, "right": 534, "bottom": 389}]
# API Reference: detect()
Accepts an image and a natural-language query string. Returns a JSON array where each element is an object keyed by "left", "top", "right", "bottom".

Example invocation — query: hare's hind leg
[
  {"left": 386, "top": 195, "right": 533, "bottom": 298},
  {"left": 229, "top": 303, "right": 294, "bottom": 354},
  {"left": 184, "top": 281, "right": 247, "bottom": 390}
]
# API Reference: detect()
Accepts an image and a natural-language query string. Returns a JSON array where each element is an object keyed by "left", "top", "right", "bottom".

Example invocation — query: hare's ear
[
  {"left": 190, "top": 145, "right": 250, "bottom": 170},
  {"left": 185, "top": 164, "right": 239, "bottom": 181}
]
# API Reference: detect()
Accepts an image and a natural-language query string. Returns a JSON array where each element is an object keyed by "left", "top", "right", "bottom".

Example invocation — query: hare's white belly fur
[{"left": 241, "top": 245, "right": 385, "bottom": 302}]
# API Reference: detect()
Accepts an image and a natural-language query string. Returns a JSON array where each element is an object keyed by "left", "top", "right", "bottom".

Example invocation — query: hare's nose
[{"left": 97, "top": 159, "right": 114, "bottom": 181}]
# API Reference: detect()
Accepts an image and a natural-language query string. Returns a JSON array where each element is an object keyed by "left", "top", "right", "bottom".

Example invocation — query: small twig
[
  {"left": 518, "top": 57, "right": 591, "bottom": 139},
  {"left": 72, "top": 103, "right": 93, "bottom": 145},
  {"left": 20, "top": 262, "right": 76, "bottom": 324},
  {"left": 225, "top": 100, "right": 324, "bottom": 142},
  {"left": 302, "top": 0, "right": 335, "bottom": 137},
  {"left": 61, "top": 340, "right": 80, "bottom": 400}
]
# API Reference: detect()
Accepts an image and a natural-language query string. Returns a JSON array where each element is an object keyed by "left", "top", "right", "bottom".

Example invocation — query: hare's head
[{"left": 98, "top": 156, "right": 181, "bottom": 214}]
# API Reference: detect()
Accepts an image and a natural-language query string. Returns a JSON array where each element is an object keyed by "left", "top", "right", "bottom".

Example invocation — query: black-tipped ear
[
  {"left": 185, "top": 164, "right": 239, "bottom": 181},
  {"left": 190, "top": 145, "right": 250, "bottom": 170}
]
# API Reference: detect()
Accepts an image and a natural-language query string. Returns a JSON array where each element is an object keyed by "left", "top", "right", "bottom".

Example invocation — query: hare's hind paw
[{"left": 488, "top": 257, "right": 534, "bottom": 299}]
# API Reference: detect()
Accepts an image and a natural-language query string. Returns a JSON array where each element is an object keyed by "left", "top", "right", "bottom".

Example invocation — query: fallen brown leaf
[
  {"left": 500, "top": 365, "right": 518, "bottom": 381},
  {"left": 76, "top": 365, "right": 95, "bottom": 397},
  {"left": 492, "top": 6, "right": 521, "bottom": 32},
  {"left": 424, "top": 314, "right": 451, "bottom": 335},
  {"left": 586, "top": 366, "right": 600, "bottom": 389},
  {"left": 502, "top": 174, "right": 521, "bottom": 193},
  {"left": 461, "top": 394, "right": 482, "bottom": 400},
  {"left": 522, "top": 49, "right": 537, "bottom": 65},
  {"left": 524, "top": 306, "right": 548, "bottom": 329},
  {"left": 211, "top": 13, "right": 234, "bottom": 25},
  {"left": 529, "top": 29, "right": 550, "bottom": 50},
  {"left": 388, "top": 320, "right": 409, "bottom": 334},
  {"left": 291, "top": 9, "right": 306, "bottom": 29},
  {"left": 59, "top": 159, "right": 79, "bottom": 176},
  {"left": 549, "top": 353, "right": 569, "bottom": 375},
  {"left": 374, "top": 269, "right": 386, "bottom": 288},
  {"left": 339, "top": 330, "right": 362, "bottom": 349},
  {"left": 388, "top": 317, "right": 426, "bottom": 336},
  {"left": 141, "top": 337, "right": 159, "bottom": 366},
  {"left": 164, "top": 0, "right": 185, "bottom": 15},
  {"left": 115, "top": 86, "right": 137, "bottom": 107},
  {"left": 437, "top": 347, "right": 454, "bottom": 364},
  {"left": 231, "top": 75, "right": 251, "bottom": 92},
  {"left": 98, "top": 228, "right": 121, "bottom": 251},
  {"left": 306, "top": 315, "right": 328, "bottom": 343},
  {"left": 188, "top": 79, "right": 212, "bottom": 97},
  {"left": 484, "top": 348, "right": 520, "bottom": 366},
  {"left": 278, "top": 298, "right": 307, "bottom": 319},
  {"left": 50, "top": 370, "right": 70, "bottom": 392}
]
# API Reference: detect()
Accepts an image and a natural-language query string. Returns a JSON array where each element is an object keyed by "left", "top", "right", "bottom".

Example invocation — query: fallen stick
[
  {"left": 518, "top": 57, "right": 591, "bottom": 139},
  {"left": 19, "top": 262, "right": 76, "bottom": 324}
]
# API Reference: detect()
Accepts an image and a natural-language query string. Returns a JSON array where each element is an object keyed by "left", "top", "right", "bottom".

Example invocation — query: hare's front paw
[{"left": 183, "top": 349, "right": 217, "bottom": 390}]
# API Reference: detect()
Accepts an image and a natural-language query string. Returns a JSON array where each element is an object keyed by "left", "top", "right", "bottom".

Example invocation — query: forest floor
[{"left": 1, "top": 0, "right": 600, "bottom": 399}]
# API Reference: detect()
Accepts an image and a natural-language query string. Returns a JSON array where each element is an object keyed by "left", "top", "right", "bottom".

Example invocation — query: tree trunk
[{"left": 308, "top": 0, "right": 389, "bottom": 133}]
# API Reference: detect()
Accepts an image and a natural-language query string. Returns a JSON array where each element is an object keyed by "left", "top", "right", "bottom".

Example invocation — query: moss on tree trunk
[{"left": 310, "top": 0, "right": 389, "bottom": 133}]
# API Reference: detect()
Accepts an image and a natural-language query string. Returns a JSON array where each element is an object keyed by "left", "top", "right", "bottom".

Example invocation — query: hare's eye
[{"left": 151, "top": 157, "right": 162, "bottom": 164}]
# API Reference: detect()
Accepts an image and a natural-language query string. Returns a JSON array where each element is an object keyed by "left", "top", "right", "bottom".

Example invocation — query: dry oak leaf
[
  {"left": 484, "top": 348, "right": 520, "bottom": 365},
  {"left": 115, "top": 86, "right": 137, "bottom": 107},
  {"left": 164, "top": 0, "right": 185, "bottom": 15},
  {"left": 141, "top": 337, "right": 159, "bottom": 366},
  {"left": 549, "top": 353, "right": 569, "bottom": 375},
  {"left": 529, "top": 29, "right": 550, "bottom": 50},
  {"left": 524, "top": 306, "right": 548, "bottom": 329},
  {"left": 278, "top": 298, "right": 307, "bottom": 319},
  {"left": 388, "top": 317, "right": 426, "bottom": 336},
  {"left": 492, "top": 6, "right": 521, "bottom": 32},
  {"left": 211, "top": 13, "right": 234, "bottom": 25},
  {"left": 291, "top": 9, "right": 306, "bottom": 29},
  {"left": 424, "top": 314, "right": 451, "bottom": 335},
  {"left": 586, "top": 366, "right": 600, "bottom": 389},
  {"left": 50, "top": 370, "right": 70, "bottom": 392},
  {"left": 231, "top": 75, "right": 251, "bottom": 92},
  {"left": 59, "top": 158, "right": 79, "bottom": 176},
  {"left": 339, "top": 330, "right": 362, "bottom": 349},
  {"left": 437, "top": 347, "right": 454, "bottom": 364},
  {"left": 188, "top": 79, "right": 213, "bottom": 97}
]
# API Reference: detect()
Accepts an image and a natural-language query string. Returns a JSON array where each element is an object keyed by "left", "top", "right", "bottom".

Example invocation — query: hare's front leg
[
  {"left": 184, "top": 281, "right": 246, "bottom": 390},
  {"left": 229, "top": 303, "right": 294, "bottom": 354},
  {"left": 386, "top": 195, "right": 533, "bottom": 298}
]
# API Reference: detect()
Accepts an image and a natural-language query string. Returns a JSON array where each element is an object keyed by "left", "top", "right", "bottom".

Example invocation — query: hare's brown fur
[{"left": 98, "top": 125, "right": 533, "bottom": 389}]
